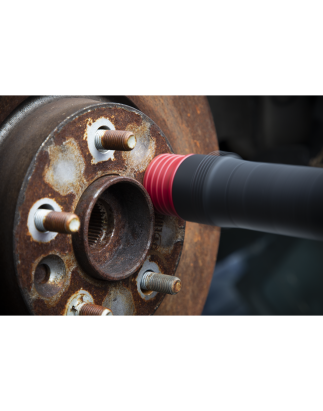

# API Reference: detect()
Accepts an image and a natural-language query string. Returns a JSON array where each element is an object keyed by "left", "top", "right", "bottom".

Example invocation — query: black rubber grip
[{"left": 172, "top": 154, "right": 323, "bottom": 241}]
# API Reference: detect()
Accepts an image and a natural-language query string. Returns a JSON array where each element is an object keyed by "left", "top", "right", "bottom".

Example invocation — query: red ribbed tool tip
[{"left": 143, "top": 154, "right": 192, "bottom": 217}]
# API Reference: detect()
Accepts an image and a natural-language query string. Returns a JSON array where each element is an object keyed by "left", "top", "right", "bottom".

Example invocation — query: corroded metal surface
[
  {"left": 73, "top": 175, "right": 155, "bottom": 281},
  {"left": 0, "top": 95, "right": 220, "bottom": 315},
  {"left": 79, "top": 304, "right": 113, "bottom": 316},
  {"left": 10, "top": 100, "right": 185, "bottom": 315},
  {"left": 35, "top": 210, "right": 80, "bottom": 234},
  {"left": 96, "top": 129, "right": 136, "bottom": 151}
]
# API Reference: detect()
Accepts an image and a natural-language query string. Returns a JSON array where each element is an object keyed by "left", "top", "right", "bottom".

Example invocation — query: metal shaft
[
  {"left": 141, "top": 271, "right": 182, "bottom": 295},
  {"left": 34, "top": 209, "right": 80, "bottom": 234},
  {"left": 79, "top": 303, "right": 113, "bottom": 316},
  {"left": 95, "top": 130, "right": 136, "bottom": 152}
]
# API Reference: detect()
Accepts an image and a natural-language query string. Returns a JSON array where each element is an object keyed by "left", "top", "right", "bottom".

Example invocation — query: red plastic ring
[{"left": 143, "top": 154, "right": 192, "bottom": 217}]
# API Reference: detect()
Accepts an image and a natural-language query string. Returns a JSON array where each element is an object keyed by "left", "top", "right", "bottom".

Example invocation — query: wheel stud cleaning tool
[{"left": 144, "top": 152, "right": 323, "bottom": 241}]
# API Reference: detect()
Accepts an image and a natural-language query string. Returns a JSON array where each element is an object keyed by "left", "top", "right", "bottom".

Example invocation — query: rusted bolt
[
  {"left": 78, "top": 303, "right": 113, "bottom": 316},
  {"left": 141, "top": 271, "right": 182, "bottom": 295},
  {"left": 95, "top": 130, "right": 136, "bottom": 152},
  {"left": 34, "top": 209, "right": 80, "bottom": 234}
]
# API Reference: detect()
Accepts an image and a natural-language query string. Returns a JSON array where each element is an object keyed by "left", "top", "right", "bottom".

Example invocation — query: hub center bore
[{"left": 72, "top": 175, "right": 155, "bottom": 281}]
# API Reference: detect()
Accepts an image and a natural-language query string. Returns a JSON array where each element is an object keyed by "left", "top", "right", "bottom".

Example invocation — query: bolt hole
[
  {"left": 97, "top": 125, "right": 110, "bottom": 131},
  {"left": 141, "top": 289, "right": 154, "bottom": 297},
  {"left": 34, "top": 263, "right": 51, "bottom": 285},
  {"left": 35, "top": 204, "right": 55, "bottom": 233},
  {"left": 88, "top": 200, "right": 114, "bottom": 249},
  {"left": 140, "top": 270, "right": 154, "bottom": 296},
  {"left": 38, "top": 204, "right": 55, "bottom": 211},
  {"left": 34, "top": 255, "right": 66, "bottom": 298},
  {"left": 95, "top": 126, "right": 111, "bottom": 153}
]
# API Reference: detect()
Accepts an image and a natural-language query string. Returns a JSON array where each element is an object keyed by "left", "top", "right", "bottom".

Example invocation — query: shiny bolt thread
[
  {"left": 34, "top": 209, "right": 80, "bottom": 234},
  {"left": 141, "top": 272, "right": 182, "bottom": 295},
  {"left": 79, "top": 303, "right": 113, "bottom": 316},
  {"left": 95, "top": 130, "right": 136, "bottom": 152}
]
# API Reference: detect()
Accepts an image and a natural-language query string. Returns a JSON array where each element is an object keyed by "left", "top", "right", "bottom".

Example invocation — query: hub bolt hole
[
  {"left": 34, "top": 255, "right": 66, "bottom": 298},
  {"left": 34, "top": 263, "right": 51, "bottom": 285}
]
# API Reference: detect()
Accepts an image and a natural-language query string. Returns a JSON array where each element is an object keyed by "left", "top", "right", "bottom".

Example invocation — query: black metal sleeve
[{"left": 172, "top": 154, "right": 323, "bottom": 241}]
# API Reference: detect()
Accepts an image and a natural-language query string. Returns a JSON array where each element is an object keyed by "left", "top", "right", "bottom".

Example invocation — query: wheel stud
[
  {"left": 77, "top": 303, "right": 113, "bottom": 316},
  {"left": 34, "top": 210, "right": 80, "bottom": 234},
  {"left": 95, "top": 130, "right": 136, "bottom": 152},
  {"left": 141, "top": 272, "right": 182, "bottom": 295}
]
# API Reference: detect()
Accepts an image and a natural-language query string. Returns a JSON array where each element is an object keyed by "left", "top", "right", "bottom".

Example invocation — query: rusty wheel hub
[
  {"left": 0, "top": 97, "right": 186, "bottom": 315},
  {"left": 73, "top": 175, "right": 155, "bottom": 281}
]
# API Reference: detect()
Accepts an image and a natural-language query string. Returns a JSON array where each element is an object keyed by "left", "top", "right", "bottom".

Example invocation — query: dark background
[{"left": 203, "top": 96, "right": 323, "bottom": 315}]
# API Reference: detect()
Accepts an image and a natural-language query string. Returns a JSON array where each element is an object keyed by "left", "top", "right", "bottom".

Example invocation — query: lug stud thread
[
  {"left": 34, "top": 210, "right": 80, "bottom": 234},
  {"left": 95, "top": 130, "right": 136, "bottom": 152},
  {"left": 79, "top": 303, "right": 113, "bottom": 316},
  {"left": 141, "top": 272, "right": 182, "bottom": 295}
]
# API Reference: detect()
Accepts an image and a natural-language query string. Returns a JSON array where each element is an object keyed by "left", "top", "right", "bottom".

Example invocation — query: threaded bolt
[
  {"left": 79, "top": 303, "right": 113, "bottom": 316},
  {"left": 95, "top": 130, "right": 136, "bottom": 152},
  {"left": 141, "top": 271, "right": 182, "bottom": 295},
  {"left": 34, "top": 209, "right": 80, "bottom": 234}
]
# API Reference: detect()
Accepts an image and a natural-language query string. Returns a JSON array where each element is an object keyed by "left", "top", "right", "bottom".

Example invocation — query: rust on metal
[
  {"left": 0, "top": 95, "right": 219, "bottom": 316},
  {"left": 11, "top": 100, "right": 185, "bottom": 315},
  {"left": 173, "top": 280, "right": 182, "bottom": 293},
  {"left": 72, "top": 175, "right": 155, "bottom": 281},
  {"left": 79, "top": 303, "right": 113, "bottom": 316},
  {"left": 95, "top": 129, "right": 136, "bottom": 151},
  {"left": 35, "top": 210, "right": 80, "bottom": 234},
  {"left": 44, "top": 212, "right": 80, "bottom": 234}
]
